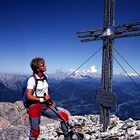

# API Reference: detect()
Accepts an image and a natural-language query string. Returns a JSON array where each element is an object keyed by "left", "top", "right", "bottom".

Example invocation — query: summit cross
[{"left": 76, "top": 0, "right": 140, "bottom": 131}]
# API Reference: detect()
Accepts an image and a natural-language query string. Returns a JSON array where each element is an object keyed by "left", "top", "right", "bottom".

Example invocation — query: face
[{"left": 38, "top": 60, "right": 47, "bottom": 72}]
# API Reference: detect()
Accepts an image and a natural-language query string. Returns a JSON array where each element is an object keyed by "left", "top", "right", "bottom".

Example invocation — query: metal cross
[{"left": 76, "top": 0, "right": 140, "bottom": 131}]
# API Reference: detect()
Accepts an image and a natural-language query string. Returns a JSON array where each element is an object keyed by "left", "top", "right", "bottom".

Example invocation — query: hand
[
  {"left": 52, "top": 102, "right": 56, "bottom": 107},
  {"left": 44, "top": 95, "right": 51, "bottom": 101}
]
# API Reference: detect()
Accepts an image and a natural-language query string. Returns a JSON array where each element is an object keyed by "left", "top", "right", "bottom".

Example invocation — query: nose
[{"left": 44, "top": 65, "right": 47, "bottom": 70}]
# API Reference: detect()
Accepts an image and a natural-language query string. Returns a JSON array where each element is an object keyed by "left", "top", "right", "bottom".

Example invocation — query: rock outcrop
[{"left": 0, "top": 101, "right": 140, "bottom": 140}]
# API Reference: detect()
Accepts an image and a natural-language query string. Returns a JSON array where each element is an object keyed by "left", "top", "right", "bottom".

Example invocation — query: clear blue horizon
[{"left": 0, "top": 0, "right": 140, "bottom": 75}]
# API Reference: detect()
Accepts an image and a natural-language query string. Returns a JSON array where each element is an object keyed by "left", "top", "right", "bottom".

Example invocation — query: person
[{"left": 26, "top": 57, "right": 71, "bottom": 140}]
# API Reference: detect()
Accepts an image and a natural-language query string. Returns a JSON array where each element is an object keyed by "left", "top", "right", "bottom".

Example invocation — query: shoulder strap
[
  {"left": 31, "top": 74, "right": 52, "bottom": 96},
  {"left": 43, "top": 74, "right": 52, "bottom": 95},
  {"left": 43, "top": 74, "right": 48, "bottom": 82},
  {"left": 32, "top": 74, "right": 38, "bottom": 97}
]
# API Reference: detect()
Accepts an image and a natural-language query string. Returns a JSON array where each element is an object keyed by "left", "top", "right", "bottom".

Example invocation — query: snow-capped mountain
[{"left": 0, "top": 72, "right": 140, "bottom": 120}]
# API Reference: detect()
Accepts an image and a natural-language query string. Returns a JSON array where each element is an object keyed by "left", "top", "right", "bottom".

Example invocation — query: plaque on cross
[
  {"left": 96, "top": 90, "right": 117, "bottom": 108},
  {"left": 76, "top": 0, "right": 140, "bottom": 132}
]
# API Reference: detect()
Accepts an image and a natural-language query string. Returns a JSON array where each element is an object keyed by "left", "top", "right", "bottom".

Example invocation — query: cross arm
[
  {"left": 114, "top": 21, "right": 140, "bottom": 38},
  {"left": 76, "top": 28, "right": 104, "bottom": 42},
  {"left": 76, "top": 28, "right": 103, "bottom": 34},
  {"left": 114, "top": 21, "right": 140, "bottom": 29},
  {"left": 76, "top": 21, "right": 140, "bottom": 42},
  {"left": 114, "top": 32, "right": 140, "bottom": 39}
]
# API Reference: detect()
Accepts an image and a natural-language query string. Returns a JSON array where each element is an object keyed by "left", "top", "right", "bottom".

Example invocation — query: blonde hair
[{"left": 30, "top": 57, "right": 45, "bottom": 73}]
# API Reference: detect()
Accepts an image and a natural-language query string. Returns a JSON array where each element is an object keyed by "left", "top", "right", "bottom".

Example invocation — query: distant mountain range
[{"left": 0, "top": 73, "right": 140, "bottom": 120}]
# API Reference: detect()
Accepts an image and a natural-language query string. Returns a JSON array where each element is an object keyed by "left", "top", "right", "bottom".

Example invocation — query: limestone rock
[{"left": 0, "top": 101, "right": 140, "bottom": 140}]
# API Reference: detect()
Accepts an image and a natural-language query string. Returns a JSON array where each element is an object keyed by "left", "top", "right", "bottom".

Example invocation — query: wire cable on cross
[
  {"left": 0, "top": 110, "right": 28, "bottom": 136},
  {"left": 0, "top": 47, "right": 102, "bottom": 136},
  {"left": 51, "top": 47, "right": 102, "bottom": 93},
  {"left": 114, "top": 48, "right": 140, "bottom": 79},
  {"left": 113, "top": 56, "right": 140, "bottom": 91}
]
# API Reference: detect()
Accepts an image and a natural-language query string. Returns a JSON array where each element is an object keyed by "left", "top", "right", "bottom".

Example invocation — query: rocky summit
[{"left": 0, "top": 101, "right": 140, "bottom": 140}]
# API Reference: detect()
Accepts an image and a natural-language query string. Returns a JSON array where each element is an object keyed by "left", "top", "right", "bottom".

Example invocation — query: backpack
[{"left": 22, "top": 74, "right": 48, "bottom": 108}]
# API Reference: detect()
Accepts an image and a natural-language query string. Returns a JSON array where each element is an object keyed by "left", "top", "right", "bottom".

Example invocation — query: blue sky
[{"left": 0, "top": 0, "right": 140, "bottom": 75}]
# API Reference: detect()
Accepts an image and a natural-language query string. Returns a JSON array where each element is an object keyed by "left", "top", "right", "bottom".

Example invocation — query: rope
[
  {"left": 0, "top": 47, "right": 102, "bottom": 135},
  {"left": 1, "top": 47, "right": 139, "bottom": 136},
  {"left": 51, "top": 47, "right": 102, "bottom": 93},
  {"left": 0, "top": 110, "right": 27, "bottom": 135},
  {"left": 113, "top": 56, "right": 140, "bottom": 91},
  {"left": 114, "top": 48, "right": 140, "bottom": 78}
]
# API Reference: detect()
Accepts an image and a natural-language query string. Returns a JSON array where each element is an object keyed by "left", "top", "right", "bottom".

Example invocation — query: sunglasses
[{"left": 39, "top": 63, "right": 45, "bottom": 67}]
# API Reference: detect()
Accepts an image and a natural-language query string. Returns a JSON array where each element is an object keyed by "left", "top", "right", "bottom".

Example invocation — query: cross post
[{"left": 76, "top": 0, "right": 140, "bottom": 131}]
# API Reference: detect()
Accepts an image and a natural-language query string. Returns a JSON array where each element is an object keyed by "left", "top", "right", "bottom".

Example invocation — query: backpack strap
[
  {"left": 41, "top": 73, "right": 48, "bottom": 82},
  {"left": 31, "top": 74, "right": 51, "bottom": 97},
  {"left": 22, "top": 75, "right": 37, "bottom": 94},
  {"left": 43, "top": 74, "right": 52, "bottom": 95},
  {"left": 32, "top": 74, "right": 38, "bottom": 97}
]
